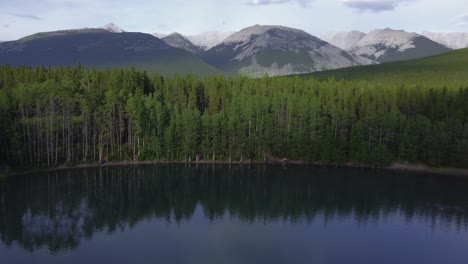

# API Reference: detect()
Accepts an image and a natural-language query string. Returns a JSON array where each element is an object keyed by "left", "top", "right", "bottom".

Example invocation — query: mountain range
[
  {"left": 321, "top": 31, "right": 366, "bottom": 51},
  {"left": 154, "top": 31, "right": 234, "bottom": 51},
  {"left": 0, "top": 25, "right": 220, "bottom": 76},
  {"left": 323, "top": 28, "right": 451, "bottom": 63},
  {"left": 202, "top": 25, "right": 373, "bottom": 77},
  {"left": 421, "top": 31, "right": 468, "bottom": 49},
  {"left": 0, "top": 23, "right": 465, "bottom": 76},
  {"left": 161, "top": 33, "right": 204, "bottom": 54}
]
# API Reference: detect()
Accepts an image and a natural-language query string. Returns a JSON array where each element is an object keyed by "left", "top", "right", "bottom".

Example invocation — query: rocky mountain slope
[
  {"left": 321, "top": 31, "right": 366, "bottom": 51},
  {"left": 161, "top": 33, "right": 204, "bottom": 54},
  {"left": 202, "top": 25, "right": 372, "bottom": 77},
  {"left": 348, "top": 28, "right": 451, "bottom": 63},
  {"left": 421, "top": 31, "right": 468, "bottom": 49}
]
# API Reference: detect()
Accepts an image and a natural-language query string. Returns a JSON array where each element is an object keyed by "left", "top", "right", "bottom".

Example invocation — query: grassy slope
[{"left": 307, "top": 48, "right": 468, "bottom": 86}]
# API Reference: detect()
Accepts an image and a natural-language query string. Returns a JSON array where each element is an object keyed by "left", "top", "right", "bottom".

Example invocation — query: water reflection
[{"left": 1, "top": 165, "right": 468, "bottom": 253}]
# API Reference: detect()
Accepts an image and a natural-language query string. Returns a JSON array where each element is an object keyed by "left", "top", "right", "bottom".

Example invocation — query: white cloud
[
  {"left": 246, "top": 0, "right": 313, "bottom": 7},
  {"left": 0, "top": 0, "right": 466, "bottom": 41},
  {"left": 9, "top": 13, "right": 41, "bottom": 20},
  {"left": 343, "top": 0, "right": 412, "bottom": 13}
]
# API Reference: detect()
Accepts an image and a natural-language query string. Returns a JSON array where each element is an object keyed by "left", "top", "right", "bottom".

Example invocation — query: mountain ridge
[
  {"left": 0, "top": 31, "right": 220, "bottom": 76},
  {"left": 202, "top": 25, "right": 373, "bottom": 77},
  {"left": 321, "top": 31, "right": 366, "bottom": 51},
  {"left": 421, "top": 31, "right": 468, "bottom": 49},
  {"left": 1, "top": 24, "right": 460, "bottom": 77},
  {"left": 161, "top": 33, "right": 204, "bottom": 54},
  {"left": 348, "top": 28, "right": 451, "bottom": 63}
]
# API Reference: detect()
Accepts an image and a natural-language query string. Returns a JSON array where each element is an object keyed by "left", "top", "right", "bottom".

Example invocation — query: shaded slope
[{"left": 0, "top": 32, "right": 220, "bottom": 76}]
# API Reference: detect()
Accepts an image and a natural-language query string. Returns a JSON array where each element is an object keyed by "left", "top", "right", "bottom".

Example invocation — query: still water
[{"left": 1, "top": 165, "right": 468, "bottom": 264}]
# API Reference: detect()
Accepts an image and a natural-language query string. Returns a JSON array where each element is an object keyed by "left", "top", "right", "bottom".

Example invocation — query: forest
[{"left": 0, "top": 65, "right": 467, "bottom": 168}]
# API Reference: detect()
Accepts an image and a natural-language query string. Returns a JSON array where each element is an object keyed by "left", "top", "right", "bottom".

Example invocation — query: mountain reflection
[{"left": 1, "top": 165, "right": 468, "bottom": 253}]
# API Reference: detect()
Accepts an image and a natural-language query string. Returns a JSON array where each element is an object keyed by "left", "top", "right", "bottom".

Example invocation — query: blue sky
[{"left": 1, "top": 0, "right": 467, "bottom": 40}]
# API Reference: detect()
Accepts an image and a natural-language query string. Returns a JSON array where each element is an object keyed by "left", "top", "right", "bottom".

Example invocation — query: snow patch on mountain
[
  {"left": 103, "top": 23, "right": 125, "bottom": 33},
  {"left": 421, "top": 31, "right": 468, "bottom": 49},
  {"left": 102, "top": 23, "right": 125, "bottom": 33},
  {"left": 321, "top": 31, "right": 366, "bottom": 51}
]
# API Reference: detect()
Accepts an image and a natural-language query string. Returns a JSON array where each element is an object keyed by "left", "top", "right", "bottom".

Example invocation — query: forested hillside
[
  {"left": 0, "top": 32, "right": 220, "bottom": 76},
  {"left": 309, "top": 48, "right": 468, "bottom": 86},
  {"left": 0, "top": 65, "right": 467, "bottom": 168}
]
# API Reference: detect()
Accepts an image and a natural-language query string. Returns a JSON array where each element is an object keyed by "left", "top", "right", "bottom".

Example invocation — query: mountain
[
  {"left": 348, "top": 28, "right": 451, "bottom": 63},
  {"left": 321, "top": 31, "right": 366, "bottom": 51},
  {"left": 161, "top": 33, "right": 204, "bottom": 54},
  {"left": 185, "top": 31, "right": 235, "bottom": 50},
  {"left": 102, "top": 23, "right": 125, "bottom": 33},
  {"left": 421, "top": 31, "right": 468, "bottom": 50},
  {"left": 308, "top": 48, "right": 468, "bottom": 85},
  {"left": 153, "top": 33, "right": 167, "bottom": 39},
  {"left": 15, "top": 23, "right": 125, "bottom": 43},
  {"left": 0, "top": 30, "right": 220, "bottom": 76},
  {"left": 16, "top": 28, "right": 110, "bottom": 43},
  {"left": 154, "top": 31, "right": 235, "bottom": 50},
  {"left": 202, "top": 25, "right": 372, "bottom": 77}
]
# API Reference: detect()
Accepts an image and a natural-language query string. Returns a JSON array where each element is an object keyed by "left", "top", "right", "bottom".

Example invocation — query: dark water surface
[{"left": 1, "top": 165, "right": 468, "bottom": 264}]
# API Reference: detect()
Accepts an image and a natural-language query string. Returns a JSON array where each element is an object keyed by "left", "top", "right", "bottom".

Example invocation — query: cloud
[
  {"left": 343, "top": 0, "right": 411, "bottom": 13},
  {"left": 3, "top": 24, "right": 10, "bottom": 28},
  {"left": 10, "top": 13, "right": 41, "bottom": 20},
  {"left": 246, "top": 0, "right": 313, "bottom": 7}
]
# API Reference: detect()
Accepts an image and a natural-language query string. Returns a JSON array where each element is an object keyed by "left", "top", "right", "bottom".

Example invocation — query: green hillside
[{"left": 308, "top": 48, "right": 468, "bottom": 86}]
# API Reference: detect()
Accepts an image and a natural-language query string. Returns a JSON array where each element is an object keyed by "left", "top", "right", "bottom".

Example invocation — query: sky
[{"left": 1, "top": 0, "right": 467, "bottom": 41}]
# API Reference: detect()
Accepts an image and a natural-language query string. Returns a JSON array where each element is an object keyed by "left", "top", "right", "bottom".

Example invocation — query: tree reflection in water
[{"left": 1, "top": 165, "right": 467, "bottom": 253}]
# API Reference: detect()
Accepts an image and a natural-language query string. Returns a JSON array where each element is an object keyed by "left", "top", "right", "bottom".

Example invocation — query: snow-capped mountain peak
[{"left": 103, "top": 23, "right": 125, "bottom": 33}]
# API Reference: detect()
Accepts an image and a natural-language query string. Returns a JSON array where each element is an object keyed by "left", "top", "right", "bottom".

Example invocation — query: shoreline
[{"left": 5, "top": 160, "right": 468, "bottom": 177}]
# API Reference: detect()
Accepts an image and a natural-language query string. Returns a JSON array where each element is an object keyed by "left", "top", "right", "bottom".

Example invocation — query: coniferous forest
[{"left": 0, "top": 65, "right": 467, "bottom": 168}]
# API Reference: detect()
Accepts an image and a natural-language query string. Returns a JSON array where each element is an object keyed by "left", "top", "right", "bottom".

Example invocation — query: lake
[{"left": 1, "top": 165, "right": 468, "bottom": 264}]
